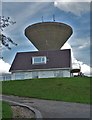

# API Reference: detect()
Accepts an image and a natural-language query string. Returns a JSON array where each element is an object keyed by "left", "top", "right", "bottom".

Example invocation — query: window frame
[{"left": 32, "top": 56, "right": 47, "bottom": 65}]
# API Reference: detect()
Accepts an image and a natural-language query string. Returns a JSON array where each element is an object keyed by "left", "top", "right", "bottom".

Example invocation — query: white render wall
[
  {"left": 11, "top": 69, "right": 70, "bottom": 80},
  {"left": 63, "top": 70, "right": 70, "bottom": 77},
  {"left": 39, "top": 70, "right": 70, "bottom": 78},
  {"left": 11, "top": 72, "right": 32, "bottom": 80},
  {"left": 0, "top": 69, "right": 70, "bottom": 81},
  {"left": 39, "top": 71, "right": 54, "bottom": 78}
]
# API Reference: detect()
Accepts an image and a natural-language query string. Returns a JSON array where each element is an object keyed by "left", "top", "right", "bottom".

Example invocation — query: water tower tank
[{"left": 25, "top": 22, "right": 73, "bottom": 50}]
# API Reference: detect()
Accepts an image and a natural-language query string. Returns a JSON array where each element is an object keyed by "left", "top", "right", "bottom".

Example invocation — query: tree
[{"left": 0, "top": 16, "right": 17, "bottom": 50}]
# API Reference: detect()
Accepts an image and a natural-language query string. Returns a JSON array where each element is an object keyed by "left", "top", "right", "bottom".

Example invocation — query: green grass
[
  {"left": 0, "top": 101, "right": 2, "bottom": 119},
  {"left": 2, "top": 77, "right": 91, "bottom": 104},
  {"left": 0, "top": 81, "right": 2, "bottom": 94},
  {"left": 2, "top": 101, "right": 13, "bottom": 119}
]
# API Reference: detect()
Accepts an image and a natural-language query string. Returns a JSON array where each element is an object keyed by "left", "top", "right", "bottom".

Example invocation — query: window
[{"left": 32, "top": 56, "right": 47, "bottom": 64}]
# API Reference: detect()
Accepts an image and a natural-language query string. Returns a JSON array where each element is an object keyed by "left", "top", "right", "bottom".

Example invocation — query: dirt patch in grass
[{"left": 11, "top": 105, "right": 35, "bottom": 118}]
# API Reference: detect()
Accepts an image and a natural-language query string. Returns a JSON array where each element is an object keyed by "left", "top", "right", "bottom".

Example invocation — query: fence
[
  {"left": 0, "top": 74, "right": 12, "bottom": 81},
  {"left": 0, "top": 73, "right": 31, "bottom": 81}
]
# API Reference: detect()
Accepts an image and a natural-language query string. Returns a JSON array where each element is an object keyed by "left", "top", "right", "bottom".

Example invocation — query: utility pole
[
  {"left": 53, "top": 14, "right": 55, "bottom": 22},
  {"left": 41, "top": 16, "right": 44, "bottom": 22}
]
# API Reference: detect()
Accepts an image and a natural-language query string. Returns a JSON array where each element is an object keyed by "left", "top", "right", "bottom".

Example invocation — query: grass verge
[
  {"left": 2, "top": 77, "right": 91, "bottom": 104},
  {"left": 2, "top": 101, "right": 13, "bottom": 119}
]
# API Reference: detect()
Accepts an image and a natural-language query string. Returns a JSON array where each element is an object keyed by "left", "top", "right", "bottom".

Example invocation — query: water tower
[
  {"left": 9, "top": 21, "right": 73, "bottom": 79},
  {"left": 25, "top": 22, "right": 73, "bottom": 50}
]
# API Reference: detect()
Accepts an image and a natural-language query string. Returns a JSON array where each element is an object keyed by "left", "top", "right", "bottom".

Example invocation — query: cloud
[
  {"left": 61, "top": 42, "right": 92, "bottom": 76},
  {"left": 81, "top": 64, "right": 92, "bottom": 76},
  {"left": 69, "top": 36, "right": 90, "bottom": 66},
  {"left": 54, "top": 1, "right": 90, "bottom": 16},
  {"left": 3, "top": 2, "right": 49, "bottom": 34},
  {"left": 70, "top": 36, "right": 90, "bottom": 50},
  {"left": 0, "top": 59, "right": 11, "bottom": 74}
]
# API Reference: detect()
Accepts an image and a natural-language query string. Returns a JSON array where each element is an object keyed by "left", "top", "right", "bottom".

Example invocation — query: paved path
[
  {"left": 1, "top": 95, "right": 91, "bottom": 118},
  {"left": 0, "top": 95, "right": 42, "bottom": 119}
]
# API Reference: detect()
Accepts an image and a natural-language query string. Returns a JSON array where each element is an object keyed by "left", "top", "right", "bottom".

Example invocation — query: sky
[{"left": 0, "top": 0, "right": 92, "bottom": 76}]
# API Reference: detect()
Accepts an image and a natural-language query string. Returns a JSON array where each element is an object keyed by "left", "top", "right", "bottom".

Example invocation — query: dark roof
[{"left": 9, "top": 49, "right": 71, "bottom": 72}]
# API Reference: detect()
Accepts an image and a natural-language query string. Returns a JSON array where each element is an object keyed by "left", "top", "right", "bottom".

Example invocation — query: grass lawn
[
  {"left": 2, "top": 77, "right": 91, "bottom": 104},
  {"left": 2, "top": 101, "right": 13, "bottom": 119},
  {"left": 0, "top": 101, "right": 2, "bottom": 119},
  {"left": 0, "top": 81, "right": 2, "bottom": 94}
]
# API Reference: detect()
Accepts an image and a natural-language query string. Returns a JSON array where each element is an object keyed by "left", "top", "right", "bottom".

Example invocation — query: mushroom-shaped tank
[{"left": 25, "top": 22, "right": 73, "bottom": 50}]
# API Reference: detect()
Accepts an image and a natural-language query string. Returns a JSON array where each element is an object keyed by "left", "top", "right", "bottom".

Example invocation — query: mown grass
[
  {"left": 0, "top": 101, "right": 2, "bottom": 119},
  {"left": 2, "top": 101, "right": 13, "bottom": 119},
  {"left": 2, "top": 77, "right": 91, "bottom": 104},
  {"left": 0, "top": 81, "right": 2, "bottom": 94}
]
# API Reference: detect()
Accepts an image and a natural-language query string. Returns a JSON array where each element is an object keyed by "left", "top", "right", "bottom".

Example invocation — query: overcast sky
[{"left": 0, "top": 1, "right": 92, "bottom": 76}]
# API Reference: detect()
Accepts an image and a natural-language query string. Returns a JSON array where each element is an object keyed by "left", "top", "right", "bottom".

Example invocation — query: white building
[{"left": 9, "top": 49, "right": 71, "bottom": 80}]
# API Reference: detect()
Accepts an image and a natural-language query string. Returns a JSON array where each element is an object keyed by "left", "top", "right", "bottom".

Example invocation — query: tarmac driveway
[{"left": 1, "top": 95, "right": 91, "bottom": 118}]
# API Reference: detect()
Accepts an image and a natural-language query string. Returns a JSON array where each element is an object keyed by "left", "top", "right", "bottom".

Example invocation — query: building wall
[
  {"left": 11, "top": 69, "right": 70, "bottom": 80},
  {"left": 63, "top": 70, "right": 70, "bottom": 77},
  {"left": 39, "top": 69, "right": 70, "bottom": 78},
  {"left": 39, "top": 71, "right": 54, "bottom": 78},
  {"left": 0, "top": 69, "right": 70, "bottom": 81},
  {"left": 11, "top": 72, "right": 32, "bottom": 80}
]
